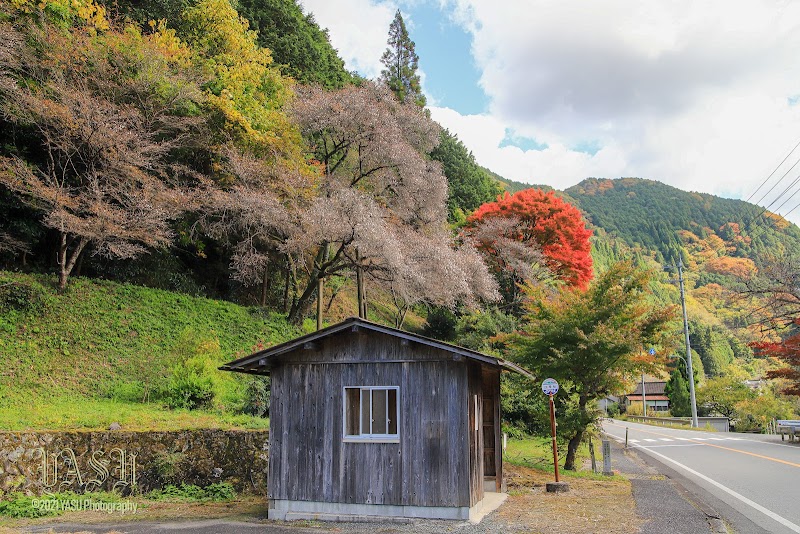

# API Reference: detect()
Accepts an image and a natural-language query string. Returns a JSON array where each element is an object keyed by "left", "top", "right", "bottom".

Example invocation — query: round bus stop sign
[{"left": 542, "top": 378, "right": 559, "bottom": 396}]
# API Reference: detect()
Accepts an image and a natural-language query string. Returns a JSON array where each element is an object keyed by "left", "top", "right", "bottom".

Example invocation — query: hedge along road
[{"left": 602, "top": 418, "right": 800, "bottom": 534}]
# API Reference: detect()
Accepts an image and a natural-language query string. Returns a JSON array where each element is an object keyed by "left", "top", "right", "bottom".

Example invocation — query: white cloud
[
  {"left": 300, "top": 0, "right": 397, "bottom": 78},
  {"left": 303, "top": 0, "right": 800, "bottom": 221}
]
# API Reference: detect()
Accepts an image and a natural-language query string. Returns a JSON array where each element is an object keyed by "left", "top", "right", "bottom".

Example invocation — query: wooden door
[{"left": 482, "top": 396, "right": 496, "bottom": 477}]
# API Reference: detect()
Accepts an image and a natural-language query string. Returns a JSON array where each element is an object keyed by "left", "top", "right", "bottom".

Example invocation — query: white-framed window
[{"left": 343, "top": 386, "right": 399, "bottom": 443}]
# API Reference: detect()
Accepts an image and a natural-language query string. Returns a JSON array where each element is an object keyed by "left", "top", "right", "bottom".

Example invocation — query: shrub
[
  {"left": 422, "top": 307, "right": 458, "bottom": 341},
  {"left": 0, "top": 491, "right": 122, "bottom": 518},
  {"left": 164, "top": 354, "right": 217, "bottom": 410},
  {"left": 146, "top": 482, "right": 235, "bottom": 502},
  {"left": 0, "top": 278, "right": 50, "bottom": 313},
  {"left": 242, "top": 377, "right": 270, "bottom": 417}
]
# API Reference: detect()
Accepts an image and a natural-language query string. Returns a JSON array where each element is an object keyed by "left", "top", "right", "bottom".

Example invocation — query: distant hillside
[
  {"left": 565, "top": 178, "right": 800, "bottom": 265},
  {"left": 484, "top": 167, "right": 553, "bottom": 195}
]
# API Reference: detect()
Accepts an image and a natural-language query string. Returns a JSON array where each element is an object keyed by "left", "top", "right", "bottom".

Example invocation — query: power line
[
  {"left": 750, "top": 171, "right": 800, "bottom": 223},
  {"left": 750, "top": 153, "right": 800, "bottom": 209},
  {"left": 745, "top": 138, "right": 800, "bottom": 204}
]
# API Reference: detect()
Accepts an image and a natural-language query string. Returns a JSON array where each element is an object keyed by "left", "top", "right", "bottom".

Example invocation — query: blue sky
[
  {"left": 301, "top": 0, "right": 800, "bottom": 222},
  {"left": 403, "top": 2, "right": 486, "bottom": 114}
]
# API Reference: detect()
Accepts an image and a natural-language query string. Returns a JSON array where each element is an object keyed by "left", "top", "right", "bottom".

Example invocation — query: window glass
[
  {"left": 387, "top": 389, "right": 397, "bottom": 435},
  {"left": 345, "top": 388, "right": 360, "bottom": 436},
  {"left": 372, "top": 389, "right": 387, "bottom": 434},
  {"left": 361, "top": 389, "right": 371, "bottom": 434},
  {"left": 344, "top": 387, "right": 399, "bottom": 440}
]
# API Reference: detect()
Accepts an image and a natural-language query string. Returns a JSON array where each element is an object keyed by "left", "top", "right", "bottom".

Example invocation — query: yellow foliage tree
[{"left": 180, "top": 0, "right": 305, "bottom": 163}]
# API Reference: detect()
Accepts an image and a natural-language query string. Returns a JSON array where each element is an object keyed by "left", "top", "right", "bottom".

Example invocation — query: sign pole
[
  {"left": 549, "top": 393, "right": 560, "bottom": 483},
  {"left": 541, "top": 377, "right": 568, "bottom": 492}
]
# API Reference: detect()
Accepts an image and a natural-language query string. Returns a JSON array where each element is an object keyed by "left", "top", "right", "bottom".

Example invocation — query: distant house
[
  {"left": 743, "top": 379, "right": 765, "bottom": 391},
  {"left": 220, "top": 317, "right": 531, "bottom": 521},
  {"left": 625, "top": 380, "right": 669, "bottom": 412}
]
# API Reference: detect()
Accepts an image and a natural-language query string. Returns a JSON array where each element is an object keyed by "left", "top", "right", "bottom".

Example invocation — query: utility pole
[
  {"left": 641, "top": 374, "right": 647, "bottom": 417},
  {"left": 677, "top": 260, "right": 699, "bottom": 427}
]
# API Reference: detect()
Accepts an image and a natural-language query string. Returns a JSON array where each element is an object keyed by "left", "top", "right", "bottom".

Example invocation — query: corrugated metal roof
[{"left": 219, "top": 316, "right": 535, "bottom": 379}]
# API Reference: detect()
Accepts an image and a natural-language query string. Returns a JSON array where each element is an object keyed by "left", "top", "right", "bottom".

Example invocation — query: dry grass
[{"left": 499, "top": 464, "right": 643, "bottom": 534}]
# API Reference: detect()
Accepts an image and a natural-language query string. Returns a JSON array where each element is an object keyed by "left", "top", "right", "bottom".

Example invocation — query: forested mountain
[
  {"left": 107, "top": 0, "right": 355, "bottom": 88},
  {"left": 565, "top": 178, "right": 800, "bottom": 265}
]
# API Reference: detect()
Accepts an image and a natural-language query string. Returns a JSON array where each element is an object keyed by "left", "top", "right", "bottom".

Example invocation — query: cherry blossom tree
[
  {"left": 287, "top": 81, "right": 497, "bottom": 323},
  {"left": 0, "top": 23, "right": 203, "bottom": 289}
]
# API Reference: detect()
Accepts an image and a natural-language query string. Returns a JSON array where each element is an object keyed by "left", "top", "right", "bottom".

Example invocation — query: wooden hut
[{"left": 220, "top": 317, "right": 530, "bottom": 521}]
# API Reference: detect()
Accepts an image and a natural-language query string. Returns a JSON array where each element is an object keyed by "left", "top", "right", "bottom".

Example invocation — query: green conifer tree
[
  {"left": 665, "top": 368, "right": 691, "bottom": 416},
  {"left": 380, "top": 10, "right": 426, "bottom": 107}
]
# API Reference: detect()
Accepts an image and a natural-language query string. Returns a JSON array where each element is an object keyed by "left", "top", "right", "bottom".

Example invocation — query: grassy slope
[{"left": 0, "top": 271, "right": 300, "bottom": 430}]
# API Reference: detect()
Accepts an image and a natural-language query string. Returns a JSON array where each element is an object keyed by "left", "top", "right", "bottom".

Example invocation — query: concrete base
[
  {"left": 545, "top": 481, "right": 570, "bottom": 493},
  {"left": 469, "top": 491, "right": 507, "bottom": 524},
  {"left": 269, "top": 493, "right": 508, "bottom": 523},
  {"left": 483, "top": 476, "right": 507, "bottom": 493}
]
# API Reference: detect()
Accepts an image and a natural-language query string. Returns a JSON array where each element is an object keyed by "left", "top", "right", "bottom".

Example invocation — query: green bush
[
  {"left": 0, "top": 493, "right": 55, "bottom": 518},
  {"left": 164, "top": 354, "right": 217, "bottom": 410},
  {"left": 203, "top": 482, "right": 236, "bottom": 501},
  {"left": 242, "top": 377, "right": 270, "bottom": 417},
  {"left": 0, "top": 491, "right": 122, "bottom": 518},
  {"left": 0, "top": 278, "right": 50, "bottom": 313},
  {"left": 145, "top": 482, "right": 236, "bottom": 502},
  {"left": 422, "top": 307, "right": 458, "bottom": 341}
]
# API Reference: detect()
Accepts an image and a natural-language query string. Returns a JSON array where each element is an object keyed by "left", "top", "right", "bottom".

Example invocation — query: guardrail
[
  {"left": 625, "top": 415, "right": 730, "bottom": 432},
  {"left": 777, "top": 420, "right": 800, "bottom": 441}
]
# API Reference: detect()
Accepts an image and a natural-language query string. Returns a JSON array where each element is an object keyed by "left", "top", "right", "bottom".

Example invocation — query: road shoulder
[{"left": 606, "top": 437, "right": 726, "bottom": 534}]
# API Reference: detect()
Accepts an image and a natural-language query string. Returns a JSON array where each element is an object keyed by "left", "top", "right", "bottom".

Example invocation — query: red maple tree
[
  {"left": 752, "top": 323, "right": 800, "bottom": 396},
  {"left": 466, "top": 189, "right": 593, "bottom": 290}
]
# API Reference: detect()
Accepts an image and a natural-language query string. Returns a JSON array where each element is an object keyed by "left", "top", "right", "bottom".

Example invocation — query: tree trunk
[
  {"left": 356, "top": 265, "right": 364, "bottom": 318},
  {"left": 326, "top": 281, "right": 343, "bottom": 312},
  {"left": 564, "top": 395, "right": 589, "bottom": 470},
  {"left": 57, "top": 233, "right": 87, "bottom": 291},
  {"left": 396, "top": 306, "right": 408, "bottom": 329},
  {"left": 360, "top": 281, "right": 368, "bottom": 319},
  {"left": 74, "top": 247, "right": 85, "bottom": 277},
  {"left": 260, "top": 261, "right": 271, "bottom": 307},
  {"left": 289, "top": 243, "right": 342, "bottom": 324},
  {"left": 282, "top": 260, "right": 291, "bottom": 313},
  {"left": 564, "top": 430, "right": 584, "bottom": 471},
  {"left": 317, "top": 276, "right": 324, "bottom": 330}
]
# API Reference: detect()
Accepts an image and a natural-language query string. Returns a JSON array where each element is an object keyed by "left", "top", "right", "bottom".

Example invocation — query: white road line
[
  {"left": 677, "top": 438, "right": 691, "bottom": 441},
  {"left": 660, "top": 438, "right": 674, "bottom": 441},
  {"left": 629, "top": 439, "right": 640, "bottom": 443},
  {"left": 708, "top": 438, "right": 724, "bottom": 441},
  {"left": 641, "top": 447, "right": 800, "bottom": 533},
  {"left": 693, "top": 438, "right": 708, "bottom": 441},
  {"left": 635, "top": 444, "right": 705, "bottom": 448},
  {"left": 643, "top": 438, "right": 657, "bottom": 442}
]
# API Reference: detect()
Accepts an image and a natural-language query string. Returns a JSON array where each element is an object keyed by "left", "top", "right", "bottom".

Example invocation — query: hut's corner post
[{"left": 494, "top": 370, "right": 502, "bottom": 493}]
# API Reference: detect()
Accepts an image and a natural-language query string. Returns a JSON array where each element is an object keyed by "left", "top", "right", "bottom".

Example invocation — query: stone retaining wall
[{"left": 0, "top": 429, "right": 268, "bottom": 496}]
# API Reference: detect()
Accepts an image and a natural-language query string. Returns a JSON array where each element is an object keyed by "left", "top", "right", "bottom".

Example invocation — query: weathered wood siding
[
  {"left": 467, "top": 361, "right": 484, "bottom": 506},
  {"left": 268, "top": 331, "right": 473, "bottom": 507}
]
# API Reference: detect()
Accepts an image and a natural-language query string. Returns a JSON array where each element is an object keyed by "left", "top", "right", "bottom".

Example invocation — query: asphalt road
[{"left": 602, "top": 418, "right": 800, "bottom": 534}]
